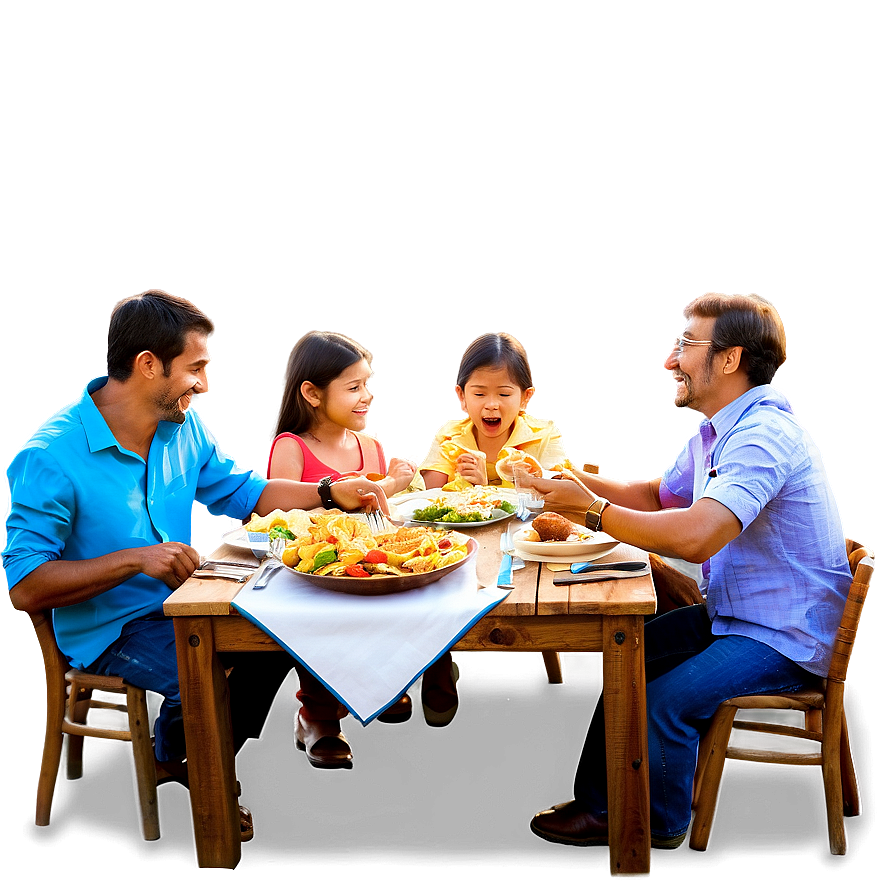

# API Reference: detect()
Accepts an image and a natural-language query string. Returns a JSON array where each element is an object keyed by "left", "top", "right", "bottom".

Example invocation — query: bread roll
[
  {"left": 494, "top": 449, "right": 543, "bottom": 481},
  {"left": 531, "top": 512, "right": 576, "bottom": 542}
]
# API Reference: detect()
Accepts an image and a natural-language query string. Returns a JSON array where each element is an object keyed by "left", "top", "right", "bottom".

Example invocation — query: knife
[
  {"left": 569, "top": 560, "right": 647, "bottom": 574},
  {"left": 496, "top": 552, "right": 515, "bottom": 589}
]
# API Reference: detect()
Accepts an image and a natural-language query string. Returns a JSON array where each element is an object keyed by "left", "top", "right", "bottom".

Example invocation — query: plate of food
[
  {"left": 391, "top": 486, "right": 519, "bottom": 528},
  {"left": 245, "top": 508, "right": 478, "bottom": 595},
  {"left": 512, "top": 511, "right": 620, "bottom": 558}
]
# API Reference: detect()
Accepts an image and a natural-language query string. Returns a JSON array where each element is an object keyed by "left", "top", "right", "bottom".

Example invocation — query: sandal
[
  {"left": 422, "top": 661, "right": 460, "bottom": 727},
  {"left": 295, "top": 711, "right": 352, "bottom": 765},
  {"left": 239, "top": 805, "right": 254, "bottom": 842}
]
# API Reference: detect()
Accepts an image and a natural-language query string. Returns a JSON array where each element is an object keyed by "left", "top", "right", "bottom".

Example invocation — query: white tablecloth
[{"left": 232, "top": 561, "right": 507, "bottom": 724}]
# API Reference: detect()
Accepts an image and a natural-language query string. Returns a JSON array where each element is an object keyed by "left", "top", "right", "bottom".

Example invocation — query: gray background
[{"left": 0, "top": 0, "right": 894, "bottom": 892}]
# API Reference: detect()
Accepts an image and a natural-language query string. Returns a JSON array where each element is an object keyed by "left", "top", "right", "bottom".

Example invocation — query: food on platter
[
  {"left": 411, "top": 486, "right": 516, "bottom": 524},
  {"left": 439, "top": 439, "right": 487, "bottom": 492},
  {"left": 245, "top": 508, "right": 314, "bottom": 541},
  {"left": 525, "top": 511, "right": 590, "bottom": 543},
  {"left": 494, "top": 449, "right": 543, "bottom": 482},
  {"left": 259, "top": 510, "right": 469, "bottom": 579}
]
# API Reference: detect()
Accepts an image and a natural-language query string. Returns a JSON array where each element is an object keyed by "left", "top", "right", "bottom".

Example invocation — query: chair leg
[
  {"left": 36, "top": 676, "right": 67, "bottom": 826},
  {"left": 541, "top": 651, "right": 562, "bottom": 684},
  {"left": 821, "top": 687, "right": 847, "bottom": 855},
  {"left": 689, "top": 704, "right": 737, "bottom": 851},
  {"left": 126, "top": 685, "right": 161, "bottom": 841},
  {"left": 839, "top": 710, "right": 860, "bottom": 818},
  {"left": 65, "top": 683, "right": 91, "bottom": 779}
]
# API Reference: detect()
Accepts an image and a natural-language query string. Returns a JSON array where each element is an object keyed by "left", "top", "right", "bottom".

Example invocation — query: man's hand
[
  {"left": 514, "top": 468, "right": 597, "bottom": 511},
  {"left": 331, "top": 476, "right": 390, "bottom": 514},
  {"left": 136, "top": 542, "right": 201, "bottom": 590}
]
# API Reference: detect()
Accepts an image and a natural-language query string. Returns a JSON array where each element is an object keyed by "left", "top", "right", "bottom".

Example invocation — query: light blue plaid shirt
[
  {"left": 660, "top": 386, "right": 851, "bottom": 676},
  {"left": 4, "top": 377, "right": 267, "bottom": 669}
]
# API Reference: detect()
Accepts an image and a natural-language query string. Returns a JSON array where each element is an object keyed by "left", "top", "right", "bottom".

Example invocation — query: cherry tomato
[
  {"left": 345, "top": 564, "right": 371, "bottom": 578},
  {"left": 364, "top": 550, "right": 388, "bottom": 564}
]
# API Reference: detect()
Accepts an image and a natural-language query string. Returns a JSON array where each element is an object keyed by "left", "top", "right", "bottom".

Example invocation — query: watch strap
[
  {"left": 317, "top": 475, "right": 338, "bottom": 509},
  {"left": 584, "top": 498, "right": 610, "bottom": 532}
]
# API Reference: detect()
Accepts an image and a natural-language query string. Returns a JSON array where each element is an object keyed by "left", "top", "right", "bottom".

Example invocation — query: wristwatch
[
  {"left": 317, "top": 475, "right": 339, "bottom": 510},
  {"left": 584, "top": 497, "right": 611, "bottom": 532}
]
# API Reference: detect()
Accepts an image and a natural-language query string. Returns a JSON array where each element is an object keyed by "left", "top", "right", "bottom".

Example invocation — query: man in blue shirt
[
  {"left": 518, "top": 293, "right": 852, "bottom": 850},
  {"left": 4, "top": 290, "right": 387, "bottom": 837}
]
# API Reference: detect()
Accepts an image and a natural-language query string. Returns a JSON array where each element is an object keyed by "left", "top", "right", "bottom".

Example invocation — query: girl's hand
[
  {"left": 331, "top": 476, "right": 390, "bottom": 514},
  {"left": 514, "top": 468, "right": 596, "bottom": 512},
  {"left": 457, "top": 451, "right": 487, "bottom": 486},
  {"left": 385, "top": 457, "right": 417, "bottom": 494}
]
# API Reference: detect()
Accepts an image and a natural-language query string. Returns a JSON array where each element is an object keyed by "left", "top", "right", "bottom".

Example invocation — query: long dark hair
[
  {"left": 107, "top": 290, "right": 214, "bottom": 381},
  {"left": 684, "top": 293, "right": 786, "bottom": 386},
  {"left": 456, "top": 332, "right": 533, "bottom": 392},
  {"left": 274, "top": 331, "right": 373, "bottom": 435}
]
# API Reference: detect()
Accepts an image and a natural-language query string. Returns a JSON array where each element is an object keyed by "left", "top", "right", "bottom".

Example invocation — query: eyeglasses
[{"left": 672, "top": 335, "right": 714, "bottom": 355}]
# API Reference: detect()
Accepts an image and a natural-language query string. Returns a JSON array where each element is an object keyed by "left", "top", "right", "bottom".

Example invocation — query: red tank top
[{"left": 267, "top": 431, "right": 387, "bottom": 481}]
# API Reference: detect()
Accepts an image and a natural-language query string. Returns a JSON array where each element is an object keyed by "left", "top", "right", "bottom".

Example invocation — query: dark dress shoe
[
  {"left": 530, "top": 801, "right": 609, "bottom": 846},
  {"left": 383, "top": 694, "right": 414, "bottom": 716},
  {"left": 422, "top": 661, "right": 460, "bottom": 727},
  {"left": 295, "top": 712, "right": 353, "bottom": 769}
]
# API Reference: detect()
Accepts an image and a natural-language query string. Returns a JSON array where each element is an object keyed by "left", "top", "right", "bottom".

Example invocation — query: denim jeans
[
  {"left": 88, "top": 612, "right": 297, "bottom": 763},
  {"left": 574, "top": 604, "right": 817, "bottom": 839}
]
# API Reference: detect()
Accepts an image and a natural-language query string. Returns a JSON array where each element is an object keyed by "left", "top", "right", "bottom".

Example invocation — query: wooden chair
[
  {"left": 689, "top": 539, "right": 873, "bottom": 855},
  {"left": 29, "top": 609, "right": 161, "bottom": 840}
]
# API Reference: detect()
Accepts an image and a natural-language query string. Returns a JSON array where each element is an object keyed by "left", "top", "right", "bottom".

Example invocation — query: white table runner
[{"left": 232, "top": 561, "right": 507, "bottom": 724}]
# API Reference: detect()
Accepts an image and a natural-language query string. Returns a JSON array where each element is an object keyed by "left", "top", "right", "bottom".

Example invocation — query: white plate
[
  {"left": 223, "top": 526, "right": 270, "bottom": 558},
  {"left": 392, "top": 487, "right": 519, "bottom": 529},
  {"left": 512, "top": 524, "right": 619, "bottom": 558},
  {"left": 513, "top": 542, "right": 618, "bottom": 565}
]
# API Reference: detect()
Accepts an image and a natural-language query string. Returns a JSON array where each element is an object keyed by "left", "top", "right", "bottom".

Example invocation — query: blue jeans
[
  {"left": 574, "top": 604, "right": 817, "bottom": 839},
  {"left": 88, "top": 612, "right": 296, "bottom": 763}
]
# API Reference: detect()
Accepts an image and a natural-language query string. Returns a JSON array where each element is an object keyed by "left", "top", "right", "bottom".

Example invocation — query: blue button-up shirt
[
  {"left": 3, "top": 377, "right": 267, "bottom": 669},
  {"left": 659, "top": 386, "right": 851, "bottom": 677}
]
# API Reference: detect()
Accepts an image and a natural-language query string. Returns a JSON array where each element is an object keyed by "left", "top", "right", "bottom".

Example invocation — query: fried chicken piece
[{"left": 531, "top": 512, "right": 576, "bottom": 542}]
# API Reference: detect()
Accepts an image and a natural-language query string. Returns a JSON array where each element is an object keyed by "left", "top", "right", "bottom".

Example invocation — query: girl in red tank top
[
  {"left": 268, "top": 332, "right": 414, "bottom": 494},
  {"left": 270, "top": 331, "right": 446, "bottom": 770}
]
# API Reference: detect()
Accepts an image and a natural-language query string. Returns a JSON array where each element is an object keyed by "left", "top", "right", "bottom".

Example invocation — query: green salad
[{"left": 412, "top": 499, "right": 515, "bottom": 524}]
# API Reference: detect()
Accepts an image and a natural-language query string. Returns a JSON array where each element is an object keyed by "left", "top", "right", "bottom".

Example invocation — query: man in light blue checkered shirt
[{"left": 523, "top": 292, "right": 851, "bottom": 850}]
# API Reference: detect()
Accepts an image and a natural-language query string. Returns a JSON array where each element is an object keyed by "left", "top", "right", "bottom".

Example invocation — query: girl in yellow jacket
[{"left": 421, "top": 332, "right": 568, "bottom": 490}]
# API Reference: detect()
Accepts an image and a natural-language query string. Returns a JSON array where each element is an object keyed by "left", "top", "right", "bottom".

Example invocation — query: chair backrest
[
  {"left": 30, "top": 609, "right": 70, "bottom": 686},
  {"left": 827, "top": 540, "right": 874, "bottom": 683}
]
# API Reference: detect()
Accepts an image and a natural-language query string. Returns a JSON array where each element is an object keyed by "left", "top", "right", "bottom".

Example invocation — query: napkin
[{"left": 232, "top": 561, "right": 507, "bottom": 724}]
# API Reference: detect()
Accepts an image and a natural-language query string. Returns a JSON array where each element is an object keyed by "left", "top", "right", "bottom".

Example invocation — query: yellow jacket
[{"left": 420, "top": 413, "right": 568, "bottom": 488}]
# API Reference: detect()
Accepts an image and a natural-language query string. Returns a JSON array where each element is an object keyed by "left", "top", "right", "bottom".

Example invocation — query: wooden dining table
[{"left": 163, "top": 516, "right": 657, "bottom": 874}]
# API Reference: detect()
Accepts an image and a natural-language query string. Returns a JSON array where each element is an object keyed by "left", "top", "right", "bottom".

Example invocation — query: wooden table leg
[
  {"left": 173, "top": 616, "right": 241, "bottom": 869},
  {"left": 602, "top": 614, "right": 650, "bottom": 874}
]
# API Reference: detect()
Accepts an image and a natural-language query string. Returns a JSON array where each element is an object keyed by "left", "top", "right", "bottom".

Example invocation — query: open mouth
[{"left": 481, "top": 416, "right": 502, "bottom": 430}]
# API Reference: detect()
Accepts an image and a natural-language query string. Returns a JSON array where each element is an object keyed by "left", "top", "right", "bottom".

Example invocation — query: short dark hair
[
  {"left": 684, "top": 292, "right": 786, "bottom": 386},
  {"left": 456, "top": 333, "right": 533, "bottom": 392},
  {"left": 274, "top": 331, "right": 373, "bottom": 436},
  {"left": 107, "top": 290, "right": 214, "bottom": 382}
]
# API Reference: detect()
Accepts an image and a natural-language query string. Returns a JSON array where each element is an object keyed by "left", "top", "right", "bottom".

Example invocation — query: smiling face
[
  {"left": 153, "top": 329, "right": 210, "bottom": 423},
  {"left": 314, "top": 358, "right": 373, "bottom": 431},
  {"left": 664, "top": 315, "right": 720, "bottom": 413},
  {"left": 456, "top": 364, "right": 534, "bottom": 443}
]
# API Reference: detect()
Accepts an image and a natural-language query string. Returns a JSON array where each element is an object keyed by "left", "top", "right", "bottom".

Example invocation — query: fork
[
  {"left": 365, "top": 509, "right": 387, "bottom": 532},
  {"left": 199, "top": 558, "right": 259, "bottom": 571}
]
